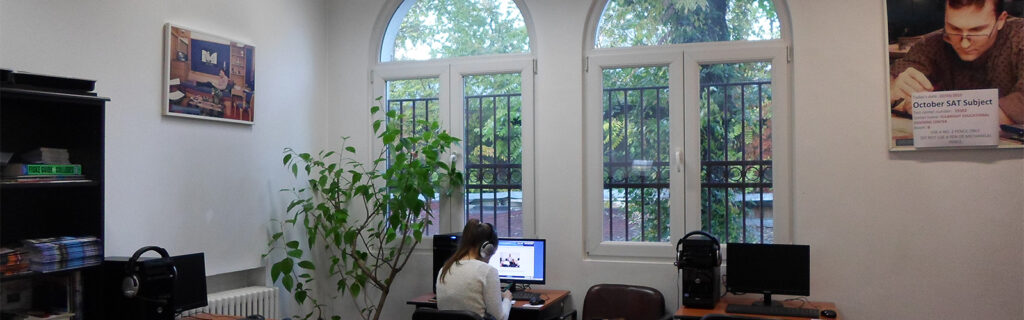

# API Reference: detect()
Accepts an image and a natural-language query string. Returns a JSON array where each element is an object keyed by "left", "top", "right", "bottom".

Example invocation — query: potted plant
[{"left": 266, "top": 99, "right": 463, "bottom": 320}]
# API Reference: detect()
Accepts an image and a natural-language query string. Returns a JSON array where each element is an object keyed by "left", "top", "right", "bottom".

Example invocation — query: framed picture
[
  {"left": 885, "top": 0, "right": 1024, "bottom": 150},
  {"left": 163, "top": 23, "right": 255, "bottom": 124}
]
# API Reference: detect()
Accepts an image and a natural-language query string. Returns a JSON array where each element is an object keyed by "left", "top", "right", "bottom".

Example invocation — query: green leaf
[
  {"left": 349, "top": 282, "right": 361, "bottom": 297},
  {"left": 318, "top": 175, "right": 328, "bottom": 188},
  {"left": 269, "top": 232, "right": 283, "bottom": 245},
  {"left": 283, "top": 154, "right": 292, "bottom": 166},
  {"left": 295, "top": 290, "right": 307, "bottom": 304},
  {"left": 298, "top": 260, "right": 316, "bottom": 270},
  {"left": 270, "top": 260, "right": 283, "bottom": 282},
  {"left": 344, "top": 230, "right": 358, "bottom": 245},
  {"left": 287, "top": 249, "right": 303, "bottom": 258},
  {"left": 286, "top": 240, "right": 300, "bottom": 249},
  {"left": 345, "top": 146, "right": 356, "bottom": 153},
  {"left": 282, "top": 274, "right": 294, "bottom": 291},
  {"left": 382, "top": 132, "right": 397, "bottom": 145}
]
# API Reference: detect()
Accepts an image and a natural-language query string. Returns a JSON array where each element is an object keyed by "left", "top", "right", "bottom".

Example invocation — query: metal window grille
[
  {"left": 464, "top": 93, "right": 523, "bottom": 237},
  {"left": 700, "top": 79, "right": 773, "bottom": 244},
  {"left": 602, "top": 86, "right": 670, "bottom": 242},
  {"left": 387, "top": 97, "right": 441, "bottom": 235}
]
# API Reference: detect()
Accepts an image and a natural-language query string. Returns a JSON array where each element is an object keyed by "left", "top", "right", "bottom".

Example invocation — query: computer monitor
[
  {"left": 171, "top": 252, "right": 208, "bottom": 313},
  {"left": 726, "top": 243, "right": 809, "bottom": 307},
  {"left": 487, "top": 238, "right": 545, "bottom": 288}
]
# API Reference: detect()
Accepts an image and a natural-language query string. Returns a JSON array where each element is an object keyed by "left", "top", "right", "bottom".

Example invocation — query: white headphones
[
  {"left": 480, "top": 241, "right": 496, "bottom": 260},
  {"left": 479, "top": 222, "right": 497, "bottom": 260}
]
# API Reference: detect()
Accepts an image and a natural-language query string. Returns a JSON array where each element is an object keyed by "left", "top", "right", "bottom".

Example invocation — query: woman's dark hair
[{"left": 438, "top": 219, "right": 498, "bottom": 283}]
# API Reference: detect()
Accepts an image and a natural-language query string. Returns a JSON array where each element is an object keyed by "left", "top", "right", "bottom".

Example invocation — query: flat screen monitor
[
  {"left": 487, "top": 238, "right": 545, "bottom": 285},
  {"left": 726, "top": 243, "right": 809, "bottom": 306},
  {"left": 171, "top": 252, "right": 208, "bottom": 313}
]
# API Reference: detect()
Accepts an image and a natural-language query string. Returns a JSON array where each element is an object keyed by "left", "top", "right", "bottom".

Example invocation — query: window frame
[
  {"left": 371, "top": 0, "right": 538, "bottom": 245},
  {"left": 372, "top": 56, "right": 537, "bottom": 242},
  {"left": 584, "top": 48, "right": 685, "bottom": 259},
  {"left": 449, "top": 58, "right": 536, "bottom": 236},
  {"left": 584, "top": 0, "right": 792, "bottom": 260}
]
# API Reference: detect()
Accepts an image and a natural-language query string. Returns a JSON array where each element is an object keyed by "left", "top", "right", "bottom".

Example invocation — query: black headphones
[
  {"left": 674, "top": 230, "right": 721, "bottom": 268},
  {"left": 122, "top": 246, "right": 174, "bottom": 298},
  {"left": 478, "top": 222, "right": 497, "bottom": 260}
]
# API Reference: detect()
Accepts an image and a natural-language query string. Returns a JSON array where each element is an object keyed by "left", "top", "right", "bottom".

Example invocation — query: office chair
[
  {"left": 411, "top": 307, "right": 484, "bottom": 320},
  {"left": 559, "top": 283, "right": 672, "bottom": 320},
  {"left": 699, "top": 314, "right": 772, "bottom": 320}
]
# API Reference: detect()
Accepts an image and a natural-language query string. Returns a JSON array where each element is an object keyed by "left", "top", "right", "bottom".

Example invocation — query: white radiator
[{"left": 186, "top": 286, "right": 279, "bottom": 319}]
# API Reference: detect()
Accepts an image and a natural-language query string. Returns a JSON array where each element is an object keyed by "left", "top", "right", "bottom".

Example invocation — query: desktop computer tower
[
  {"left": 101, "top": 256, "right": 177, "bottom": 320},
  {"left": 432, "top": 233, "right": 460, "bottom": 293},
  {"left": 681, "top": 265, "right": 720, "bottom": 308},
  {"left": 677, "top": 232, "right": 721, "bottom": 309}
]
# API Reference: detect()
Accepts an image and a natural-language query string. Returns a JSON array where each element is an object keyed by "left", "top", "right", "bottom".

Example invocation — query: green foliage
[
  {"left": 599, "top": 61, "right": 775, "bottom": 244},
  {"left": 392, "top": 0, "right": 529, "bottom": 61},
  {"left": 596, "top": 0, "right": 780, "bottom": 48},
  {"left": 698, "top": 63, "right": 773, "bottom": 243},
  {"left": 267, "top": 101, "right": 464, "bottom": 320}
]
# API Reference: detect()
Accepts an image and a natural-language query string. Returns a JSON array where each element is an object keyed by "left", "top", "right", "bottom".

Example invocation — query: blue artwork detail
[{"left": 190, "top": 39, "right": 229, "bottom": 76}]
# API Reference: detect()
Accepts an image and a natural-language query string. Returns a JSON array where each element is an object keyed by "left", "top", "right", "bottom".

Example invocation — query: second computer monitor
[
  {"left": 726, "top": 243, "right": 809, "bottom": 306},
  {"left": 487, "top": 238, "right": 545, "bottom": 285}
]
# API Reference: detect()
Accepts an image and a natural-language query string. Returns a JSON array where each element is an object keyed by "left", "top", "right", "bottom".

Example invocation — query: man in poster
[{"left": 890, "top": 0, "right": 1023, "bottom": 125}]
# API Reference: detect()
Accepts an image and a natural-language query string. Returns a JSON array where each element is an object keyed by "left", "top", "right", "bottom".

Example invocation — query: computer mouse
[
  {"left": 528, "top": 296, "right": 545, "bottom": 305},
  {"left": 820, "top": 309, "right": 837, "bottom": 318}
]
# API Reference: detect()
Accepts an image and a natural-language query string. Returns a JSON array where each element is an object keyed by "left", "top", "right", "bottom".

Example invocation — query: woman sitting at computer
[{"left": 436, "top": 219, "right": 512, "bottom": 320}]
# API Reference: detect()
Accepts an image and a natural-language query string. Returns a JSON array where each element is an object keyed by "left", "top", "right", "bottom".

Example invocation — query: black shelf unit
[{"left": 1, "top": 74, "right": 108, "bottom": 319}]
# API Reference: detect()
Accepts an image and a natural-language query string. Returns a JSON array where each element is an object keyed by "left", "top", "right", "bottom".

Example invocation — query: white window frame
[
  {"left": 371, "top": 54, "right": 537, "bottom": 243},
  {"left": 449, "top": 58, "right": 537, "bottom": 236},
  {"left": 584, "top": 48, "right": 685, "bottom": 259},
  {"left": 584, "top": 31, "right": 792, "bottom": 260}
]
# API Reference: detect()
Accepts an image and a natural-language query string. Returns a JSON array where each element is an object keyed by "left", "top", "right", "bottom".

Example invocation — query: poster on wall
[
  {"left": 163, "top": 23, "right": 255, "bottom": 124},
  {"left": 885, "top": 0, "right": 1024, "bottom": 150}
]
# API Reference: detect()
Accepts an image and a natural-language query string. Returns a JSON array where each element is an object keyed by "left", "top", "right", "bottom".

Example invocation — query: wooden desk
[
  {"left": 407, "top": 289, "right": 572, "bottom": 320},
  {"left": 674, "top": 296, "right": 840, "bottom": 320}
]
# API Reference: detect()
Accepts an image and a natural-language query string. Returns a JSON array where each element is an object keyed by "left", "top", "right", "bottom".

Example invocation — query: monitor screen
[
  {"left": 726, "top": 243, "right": 809, "bottom": 297},
  {"left": 487, "top": 238, "right": 545, "bottom": 284},
  {"left": 171, "top": 252, "right": 208, "bottom": 312}
]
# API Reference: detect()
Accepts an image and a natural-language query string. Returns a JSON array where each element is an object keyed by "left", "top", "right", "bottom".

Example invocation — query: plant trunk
[{"left": 372, "top": 283, "right": 389, "bottom": 320}]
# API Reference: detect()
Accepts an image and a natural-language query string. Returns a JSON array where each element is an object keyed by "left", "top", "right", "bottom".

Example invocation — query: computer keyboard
[
  {"left": 726, "top": 303, "right": 820, "bottom": 318},
  {"left": 510, "top": 291, "right": 540, "bottom": 301}
]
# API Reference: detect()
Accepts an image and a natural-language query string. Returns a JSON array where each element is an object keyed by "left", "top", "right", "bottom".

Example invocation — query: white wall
[
  {"left": 328, "top": 1, "right": 1024, "bottom": 319},
  {"left": 2, "top": 0, "right": 1020, "bottom": 319},
  {"left": 0, "top": 0, "right": 329, "bottom": 276}
]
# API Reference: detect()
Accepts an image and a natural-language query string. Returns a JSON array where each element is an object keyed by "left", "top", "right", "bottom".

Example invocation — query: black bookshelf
[{"left": 1, "top": 71, "right": 108, "bottom": 319}]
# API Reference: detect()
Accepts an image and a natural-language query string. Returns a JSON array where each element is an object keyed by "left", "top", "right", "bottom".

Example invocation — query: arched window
[
  {"left": 596, "top": 0, "right": 781, "bottom": 48},
  {"left": 381, "top": 0, "right": 530, "bottom": 62},
  {"left": 584, "top": 0, "right": 791, "bottom": 258},
  {"left": 375, "top": 0, "right": 535, "bottom": 238}
]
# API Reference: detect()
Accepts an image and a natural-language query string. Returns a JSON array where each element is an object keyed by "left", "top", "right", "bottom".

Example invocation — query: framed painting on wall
[
  {"left": 163, "top": 23, "right": 255, "bottom": 124},
  {"left": 885, "top": 0, "right": 1024, "bottom": 150}
]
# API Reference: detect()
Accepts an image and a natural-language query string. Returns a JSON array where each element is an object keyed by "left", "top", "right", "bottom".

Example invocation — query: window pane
[
  {"left": 463, "top": 73, "right": 523, "bottom": 237},
  {"left": 596, "top": 0, "right": 780, "bottom": 48},
  {"left": 699, "top": 62, "right": 773, "bottom": 244},
  {"left": 602, "top": 67, "right": 670, "bottom": 242},
  {"left": 385, "top": 0, "right": 529, "bottom": 62},
  {"left": 387, "top": 78, "right": 441, "bottom": 235}
]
